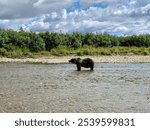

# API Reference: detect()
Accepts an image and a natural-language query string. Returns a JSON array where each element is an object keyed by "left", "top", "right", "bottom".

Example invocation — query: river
[{"left": 0, "top": 63, "right": 150, "bottom": 112}]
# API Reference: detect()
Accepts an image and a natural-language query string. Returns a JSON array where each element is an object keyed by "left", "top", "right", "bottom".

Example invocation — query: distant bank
[{"left": 0, "top": 55, "right": 150, "bottom": 64}]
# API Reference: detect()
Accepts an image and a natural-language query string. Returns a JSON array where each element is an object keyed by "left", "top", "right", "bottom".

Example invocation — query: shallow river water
[{"left": 0, "top": 63, "right": 150, "bottom": 112}]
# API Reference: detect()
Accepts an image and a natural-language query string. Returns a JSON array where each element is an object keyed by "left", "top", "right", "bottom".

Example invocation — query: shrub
[
  {"left": 0, "top": 48, "right": 8, "bottom": 56},
  {"left": 50, "top": 46, "right": 70, "bottom": 56}
]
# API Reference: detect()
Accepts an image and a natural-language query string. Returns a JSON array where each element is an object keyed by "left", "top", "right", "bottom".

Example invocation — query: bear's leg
[
  {"left": 90, "top": 66, "right": 94, "bottom": 71},
  {"left": 77, "top": 64, "right": 81, "bottom": 71}
]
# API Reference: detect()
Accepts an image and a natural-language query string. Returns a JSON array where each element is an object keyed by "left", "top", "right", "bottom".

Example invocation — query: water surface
[{"left": 0, "top": 63, "right": 150, "bottom": 112}]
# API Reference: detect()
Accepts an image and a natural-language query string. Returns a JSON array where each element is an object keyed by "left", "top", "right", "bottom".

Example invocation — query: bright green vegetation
[
  {"left": 0, "top": 28, "right": 150, "bottom": 58},
  {"left": 45, "top": 46, "right": 150, "bottom": 56},
  {"left": 1, "top": 46, "right": 150, "bottom": 58}
]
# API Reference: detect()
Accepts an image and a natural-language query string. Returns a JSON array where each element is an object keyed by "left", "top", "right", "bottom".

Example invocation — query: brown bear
[{"left": 69, "top": 58, "right": 94, "bottom": 71}]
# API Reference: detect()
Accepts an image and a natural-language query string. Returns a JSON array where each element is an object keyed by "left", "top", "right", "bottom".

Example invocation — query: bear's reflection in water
[{"left": 0, "top": 63, "right": 150, "bottom": 112}]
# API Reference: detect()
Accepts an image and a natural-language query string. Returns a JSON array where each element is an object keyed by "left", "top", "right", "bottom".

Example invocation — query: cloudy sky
[{"left": 0, "top": 0, "right": 150, "bottom": 35}]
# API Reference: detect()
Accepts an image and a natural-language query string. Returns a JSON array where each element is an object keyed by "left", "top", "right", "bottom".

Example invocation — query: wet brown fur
[{"left": 69, "top": 58, "right": 94, "bottom": 71}]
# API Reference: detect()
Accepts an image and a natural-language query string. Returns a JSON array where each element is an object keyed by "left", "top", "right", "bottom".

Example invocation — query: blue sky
[{"left": 0, "top": 0, "right": 150, "bottom": 35}]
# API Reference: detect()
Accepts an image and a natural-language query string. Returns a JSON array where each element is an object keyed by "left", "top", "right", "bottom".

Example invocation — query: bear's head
[{"left": 68, "top": 58, "right": 77, "bottom": 64}]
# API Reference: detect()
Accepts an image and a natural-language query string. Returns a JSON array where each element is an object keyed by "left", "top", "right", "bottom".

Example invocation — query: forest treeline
[{"left": 0, "top": 28, "right": 150, "bottom": 57}]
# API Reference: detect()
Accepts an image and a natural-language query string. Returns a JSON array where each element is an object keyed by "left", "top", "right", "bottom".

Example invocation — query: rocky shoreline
[{"left": 0, "top": 55, "right": 150, "bottom": 64}]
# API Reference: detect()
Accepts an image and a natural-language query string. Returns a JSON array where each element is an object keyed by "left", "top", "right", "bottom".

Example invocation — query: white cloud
[
  {"left": 21, "top": 1, "right": 150, "bottom": 35},
  {"left": 33, "top": 0, "right": 72, "bottom": 10},
  {"left": 1, "top": 0, "right": 150, "bottom": 35},
  {"left": 0, "top": 0, "right": 38, "bottom": 19},
  {"left": 80, "top": 0, "right": 120, "bottom": 4},
  {"left": 0, "top": 0, "right": 73, "bottom": 19}
]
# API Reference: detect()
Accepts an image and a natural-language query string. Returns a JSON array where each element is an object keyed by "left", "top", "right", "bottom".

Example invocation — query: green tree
[
  {"left": 0, "top": 30, "right": 9, "bottom": 48},
  {"left": 29, "top": 33, "right": 45, "bottom": 52},
  {"left": 68, "top": 32, "right": 82, "bottom": 48},
  {"left": 101, "top": 34, "right": 112, "bottom": 47}
]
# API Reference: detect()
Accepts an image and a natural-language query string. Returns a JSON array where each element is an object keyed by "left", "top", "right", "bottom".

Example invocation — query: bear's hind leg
[
  {"left": 77, "top": 64, "right": 81, "bottom": 71},
  {"left": 90, "top": 66, "right": 94, "bottom": 71}
]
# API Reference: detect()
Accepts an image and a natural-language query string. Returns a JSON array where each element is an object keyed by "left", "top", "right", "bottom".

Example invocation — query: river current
[{"left": 0, "top": 63, "right": 150, "bottom": 112}]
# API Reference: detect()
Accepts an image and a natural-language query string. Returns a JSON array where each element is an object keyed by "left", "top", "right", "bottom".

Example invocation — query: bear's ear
[
  {"left": 69, "top": 59, "right": 73, "bottom": 63},
  {"left": 77, "top": 58, "right": 81, "bottom": 60},
  {"left": 69, "top": 58, "right": 76, "bottom": 63}
]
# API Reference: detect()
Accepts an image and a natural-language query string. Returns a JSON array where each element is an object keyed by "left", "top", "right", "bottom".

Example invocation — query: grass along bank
[{"left": 0, "top": 46, "right": 150, "bottom": 58}]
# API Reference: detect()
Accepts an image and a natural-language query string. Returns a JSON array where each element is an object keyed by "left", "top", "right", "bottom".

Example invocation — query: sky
[{"left": 0, "top": 0, "right": 150, "bottom": 35}]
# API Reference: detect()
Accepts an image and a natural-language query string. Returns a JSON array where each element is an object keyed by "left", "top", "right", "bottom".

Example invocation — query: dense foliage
[{"left": 0, "top": 28, "right": 150, "bottom": 57}]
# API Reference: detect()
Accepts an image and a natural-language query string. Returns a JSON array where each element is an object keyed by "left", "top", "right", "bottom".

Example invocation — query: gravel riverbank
[{"left": 0, "top": 55, "right": 150, "bottom": 64}]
